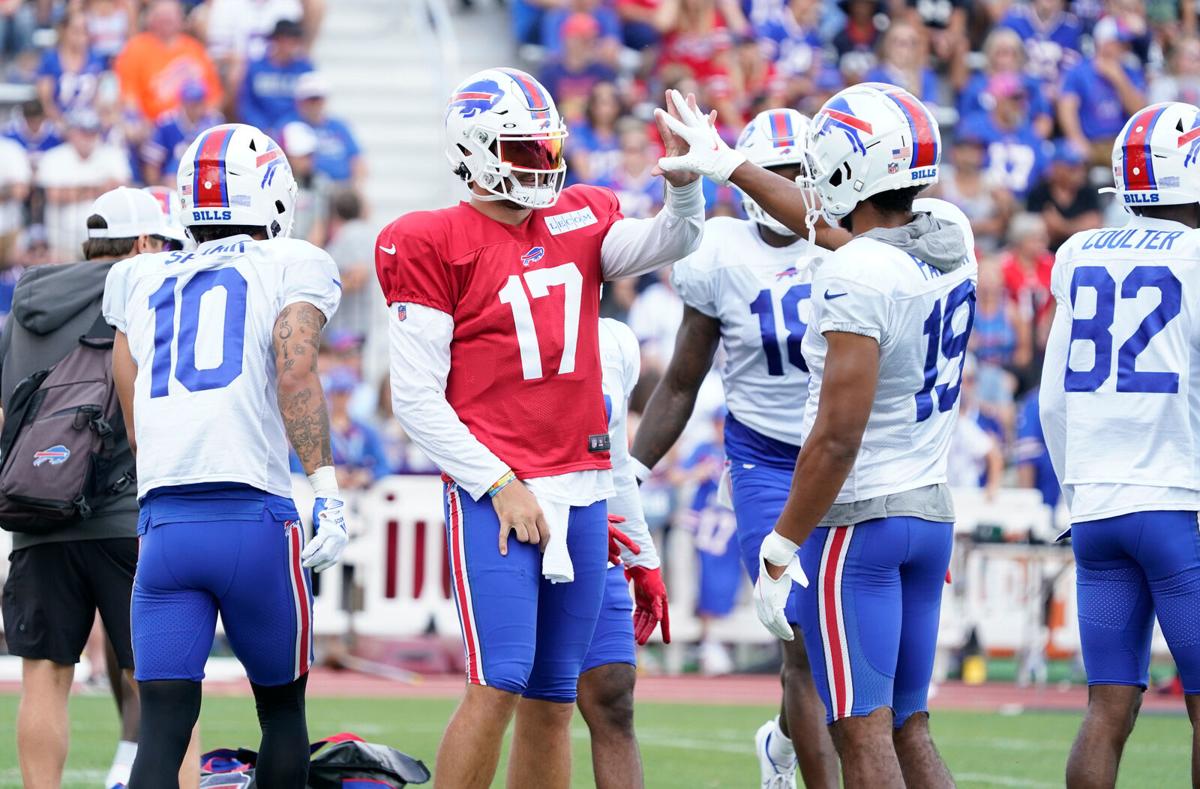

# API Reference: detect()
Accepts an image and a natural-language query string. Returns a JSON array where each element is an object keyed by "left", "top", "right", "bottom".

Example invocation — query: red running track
[{"left": 0, "top": 671, "right": 1185, "bottom": 714}]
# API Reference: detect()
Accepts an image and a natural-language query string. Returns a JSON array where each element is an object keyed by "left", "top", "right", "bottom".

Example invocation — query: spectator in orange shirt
[{"left": 113, "top": 0, "right": 222, "bottom": 123}]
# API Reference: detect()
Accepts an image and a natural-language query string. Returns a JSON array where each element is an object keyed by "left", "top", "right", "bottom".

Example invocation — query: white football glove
[
  {"left": 301, "top": 467, "right": 349, "bottom": 573},
  {"left": 754, "top": 530, "right": 809, "bottom": 641},
  {"left": 655, "top": 89, "right": 746, "bottom": 185}
]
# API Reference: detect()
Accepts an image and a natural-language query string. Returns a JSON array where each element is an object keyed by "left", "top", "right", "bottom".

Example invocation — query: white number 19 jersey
[
  {"left": 103, "top": 235, "right": 341, "bottom": 499},
  {"left": 1045, "top": 216, "right": 1200, "bottom": 521},
  {"left": 800, "top": 199, "right": 978, "bottom": 503}
]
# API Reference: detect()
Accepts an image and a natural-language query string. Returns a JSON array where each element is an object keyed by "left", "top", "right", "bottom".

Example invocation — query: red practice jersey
[{"left": 377, "top": 185, "right": 624, "bottom": 480}]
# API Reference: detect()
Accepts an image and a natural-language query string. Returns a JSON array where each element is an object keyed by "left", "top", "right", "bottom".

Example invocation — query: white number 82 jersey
[
  {"left": 1042, "top": 216, "right": 1200, "bottom": 522},
  {"left": 103, "top": 235, "right": 341, "bottom": 499}
]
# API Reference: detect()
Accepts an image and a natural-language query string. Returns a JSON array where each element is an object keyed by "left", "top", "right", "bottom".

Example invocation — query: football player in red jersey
[{"left": 376, "top": 68, "right": 707, "bottom": 789}]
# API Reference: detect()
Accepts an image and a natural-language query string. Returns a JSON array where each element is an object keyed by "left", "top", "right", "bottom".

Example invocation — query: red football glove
[
  {"left": 626, "top": 565, "right": 670, "bottom": 645},
  {"left": 607, "top": 514, "right": 640, "bottom": 566}
]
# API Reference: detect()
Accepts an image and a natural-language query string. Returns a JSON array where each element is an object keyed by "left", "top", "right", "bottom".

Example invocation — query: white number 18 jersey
[
  {"left": 800, "top": 199, "right": 978, "bottom": 503},
  {"left": 671, "top": 216, "right": 824, "bottom": 446},
  {"left": 103, "top": 235, "right": 341, "bottom": 499},
  {"left": 1045, "top": 216, "right": 1200, "bottom": 521}
]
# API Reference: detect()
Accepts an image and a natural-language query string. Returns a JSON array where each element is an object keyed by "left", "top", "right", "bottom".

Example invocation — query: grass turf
[{"left": 0, "top": 692, "right": 1189, "bottom": 788}]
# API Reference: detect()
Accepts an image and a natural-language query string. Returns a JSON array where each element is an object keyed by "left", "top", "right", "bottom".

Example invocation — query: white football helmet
[
  {"left": 176, "top": 123, "right": 297, "bottom": 239},
  {"left": 143, "top": 185, "right": 191, "bottom": 249},
  {"left": 736, "top": 108, "right": 811, "bottom": 237},
  {"left": 1106, "top": 102, "right": 1200, "bottom": 211},
  {"left": 444, "top": 67, "right": 568, "bottom": 209},
  {"left": 804, "top": 83, "right": 941, "bottom": 226}
]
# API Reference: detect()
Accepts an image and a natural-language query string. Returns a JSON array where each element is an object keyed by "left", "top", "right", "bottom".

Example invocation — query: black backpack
[
  {"left": 0, "top": 313, "right": 134, "bottom": 533},
  {"left": 198, "top": 732, "right": 431, "bottom": 788}
]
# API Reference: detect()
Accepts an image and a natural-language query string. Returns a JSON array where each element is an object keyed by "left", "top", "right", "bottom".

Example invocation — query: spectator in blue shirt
[
  {"left": 36, "top": 11, "right": 106, "bottom": 122},
  {"left": 1014, "top": 388, "right": 1061, "bottom": 509},
  {"left": 539, "top": 14, "right": 618, "bottom": 109},
  {"left": 1058, "top": 15, "right": 1147, "bottom": 164},
  {"left": 141, "top": 80, "right": 224, "bottom": 186},
  {"left": 236, "top": 18, "right": 312, "bottom": 134},
  {"left": 958, "top": 28, "right": 1053, "bottom": 140},
  {"left": 3, "top": 99, "right": 64, "bottom": 166},
  {"left": 999, "top": 0, "right": 1083, "bottom": 91},
  {"left": 290, "top": 72, "right": 364, "bottom": 192},
  {"left": 540, "top": 0, "right": 621, "bottom": 67},
  {"left": 298, "top": 367, "right": 389, "bottom": 489},
  {"left": 960, "top": 74, "right": 1050, "bottom": 201},
  {"left": 862, "top": 20, "right": 940, "bottom": 107}
]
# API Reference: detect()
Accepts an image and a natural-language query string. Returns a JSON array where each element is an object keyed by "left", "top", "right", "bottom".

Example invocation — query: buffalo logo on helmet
[
  {"left": 447, "top": 79, "right": 505, "bottom": 121},
  {"left": 815, "top": 98, "right": 873, "bottom": 155},
  {"left": 1178, "top": 115, "right": 1200, "bottom": 168}
]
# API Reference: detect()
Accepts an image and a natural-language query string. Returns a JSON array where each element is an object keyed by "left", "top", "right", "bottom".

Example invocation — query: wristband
[
  {"left": 630, "top": 456, "right": 653, "bottom": 483},
  {"left": 760, "top": 530, "right": 801, "bottom": 568},
  {"left": 308, "top": 466, "right": 340, "bottom": 499},
  {"left": 487, "top": 470, "right": 517, "bottom": 498}
]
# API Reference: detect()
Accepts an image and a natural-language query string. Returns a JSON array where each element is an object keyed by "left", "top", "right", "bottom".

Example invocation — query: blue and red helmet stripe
[
  {"left": 884, "top": 90, "right": 938, "bottom": 169},
  {"left": 500, "top": 69, "right": 551, "bottom": 120},
  {"left": 192, "top": 127, "right": 235, "bottom": 208},
  {"left": 1123, "top": 105, "right": 1168, "bottom": 192},
  {"left": 768, "top": 110, "right": 796, "bottom": 148}
]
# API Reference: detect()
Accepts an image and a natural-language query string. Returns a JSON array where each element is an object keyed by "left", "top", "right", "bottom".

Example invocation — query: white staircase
[{"left": 313, "top": 0, "right": 517, "bottom": 229}]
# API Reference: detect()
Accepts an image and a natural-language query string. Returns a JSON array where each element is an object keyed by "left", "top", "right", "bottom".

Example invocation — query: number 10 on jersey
[{"left": 148, "top": 269, "right": 248, "bottom": 398}]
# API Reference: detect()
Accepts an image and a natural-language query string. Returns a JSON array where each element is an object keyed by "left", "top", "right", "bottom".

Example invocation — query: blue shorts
[
  {"left": 797, "top": 517, "right": 952, "bottom": 726},
  {"left": 1072, "top": 510, "right": 1200, "bottom": 694},
  {"left": 580, "top": 565, "right": 636, "bottom": 674},
  {"left": 725, "top": 415, "right": 802, "bottom": 624},
  {"left": 444, "top": 483, "right": 608, "bottom": 703},
  {"left": 132, "top": 484, "right": 311, "bottom": 687}
]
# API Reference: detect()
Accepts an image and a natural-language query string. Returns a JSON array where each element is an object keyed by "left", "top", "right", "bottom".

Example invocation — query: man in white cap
[
  {"left": 292, "top": 71, "right": 365, "bottom": 193},
  {"left": 0, "top": 186, "right": 196, "bottom": 789}
]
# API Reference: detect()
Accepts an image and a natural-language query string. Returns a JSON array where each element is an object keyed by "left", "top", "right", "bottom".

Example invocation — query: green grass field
[{"left": 0, "top": 693, "right": 1189, "bottom": 788}]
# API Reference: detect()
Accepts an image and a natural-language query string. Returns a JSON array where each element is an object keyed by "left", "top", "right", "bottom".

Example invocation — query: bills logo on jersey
[
  {"left": 776, "top": 266, "right": 799, "bottom": 280},
  {"left": 815, "top": 98, "right": 873, "bottom": 155},
  {"left": 32, "top": 445, "right": 70, "bottom": 467},
  {"left": 521, "top": 246, "right": 545, "bottom": 267},
  {"left": 447, "top": 79, "right": 504, "bottom": 120}
]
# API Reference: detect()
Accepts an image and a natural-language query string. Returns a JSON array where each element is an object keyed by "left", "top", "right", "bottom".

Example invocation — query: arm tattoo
[{"left": 273, "top": 303, "right": 333, "bottom": 471}]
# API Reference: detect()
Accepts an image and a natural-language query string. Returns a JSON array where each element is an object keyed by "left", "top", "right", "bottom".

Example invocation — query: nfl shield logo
[{"left": 397, "top": 304, "right": 407, "bottom": 321}]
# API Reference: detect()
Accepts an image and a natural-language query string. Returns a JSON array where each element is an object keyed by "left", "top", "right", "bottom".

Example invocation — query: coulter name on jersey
[{"left": 1043, "top": 217, "right": 1200, "bottom": 522}]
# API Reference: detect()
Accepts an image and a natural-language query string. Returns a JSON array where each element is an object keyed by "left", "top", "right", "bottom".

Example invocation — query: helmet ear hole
[
  {"left": 830, "top": 168, "right": 843, "bottom": 187},
  {"left": 275, "top": 200, "right": 286, "bottom": 215}
]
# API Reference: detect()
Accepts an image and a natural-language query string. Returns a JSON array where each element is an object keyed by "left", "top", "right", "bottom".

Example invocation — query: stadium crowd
[{"left": 0, "top": 0, "right": 1196, "bottom": 657}]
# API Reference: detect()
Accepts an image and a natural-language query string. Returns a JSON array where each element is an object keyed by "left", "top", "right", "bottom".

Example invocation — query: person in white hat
[{"left": 0, "top": 184, "right": 197, "bottom": 789}]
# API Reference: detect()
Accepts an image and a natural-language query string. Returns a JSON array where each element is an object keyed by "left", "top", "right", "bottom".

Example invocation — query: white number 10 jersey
[
  {"left": 103, "top": 235, "right": 341, "bottom": 499},
  {"left": 1043, "top": 216, "right": 1200, "bottom": 522}
]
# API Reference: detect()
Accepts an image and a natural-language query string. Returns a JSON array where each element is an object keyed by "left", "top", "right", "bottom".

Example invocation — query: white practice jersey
[
  {"left": 104, "top": 235, "right": 341, "bottom": 499},
  {"left": 800, "top": 198, "right": 978, "bottom": 503},
  {"left": 599, "top": 317, "right": 659, "bottom": 568},
  {"left": 672, "top": 216, "right": 825, "bottom": 445},
  {"left": 1042, "top": 216, "right": 1200, "bottom": 522}
]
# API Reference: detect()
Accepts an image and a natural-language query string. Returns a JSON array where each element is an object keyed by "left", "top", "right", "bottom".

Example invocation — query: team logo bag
[
  {"left": 0, "top": 314, "right": 134, "bottom": 533},
  {"left": 198, "top": 732, "right": 431, "bottom": 788}
]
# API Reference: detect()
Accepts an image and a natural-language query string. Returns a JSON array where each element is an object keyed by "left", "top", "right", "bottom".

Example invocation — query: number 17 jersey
[
  {"left": 103, "top": 235, "right": 341, "bottom": 499},
  {"left": 1049, "top": 216, "right": 1200, "bottom": 520},
  {"left": 375, "top": 185, "right": 623, "bottom": 480}
]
